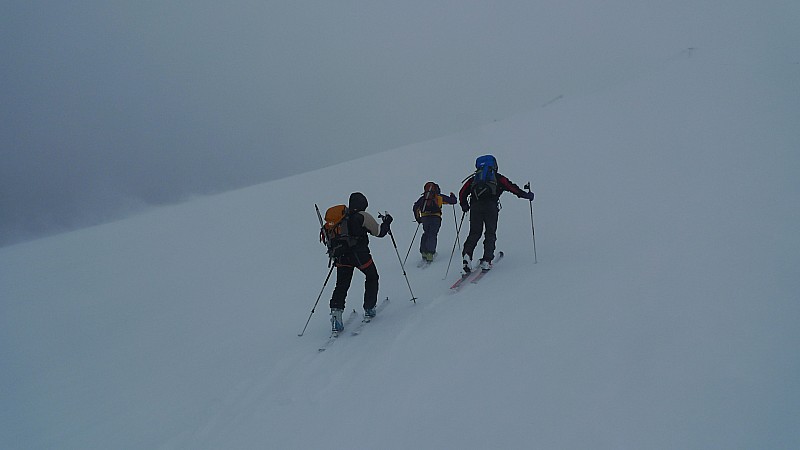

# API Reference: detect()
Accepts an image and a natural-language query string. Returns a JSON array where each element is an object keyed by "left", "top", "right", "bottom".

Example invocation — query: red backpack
[{"left": 420, "top": 182, "right": 442, "bottom": 214}]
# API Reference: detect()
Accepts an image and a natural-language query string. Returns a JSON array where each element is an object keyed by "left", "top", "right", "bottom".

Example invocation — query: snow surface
[{"left": 2, "top": 52, "right": 800, "bottom": 449}]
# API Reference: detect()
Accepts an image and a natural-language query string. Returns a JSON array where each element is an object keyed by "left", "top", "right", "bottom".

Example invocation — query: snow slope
[{"left": 2, "top": 54, "right": 799, "bottom": 448}]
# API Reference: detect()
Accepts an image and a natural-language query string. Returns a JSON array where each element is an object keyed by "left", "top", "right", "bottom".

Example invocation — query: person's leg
[
  {"left": 330, "top": 265, "right": 354, "bottom": 310},
  {"left": 481, "top": 204, "right": 499, "bottom": 262},
  {"left": 360, "top": 260, "right": 379, "bottom": 311},
  {"left": 463, "top": 210, "right": 483, "bottom": 259},
  {"left": 427, "top": 217, "right": 442, "bottom": 255}
]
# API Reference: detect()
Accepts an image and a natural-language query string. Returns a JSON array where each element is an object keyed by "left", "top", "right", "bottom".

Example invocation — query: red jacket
[{"left": 459, "top": 172, "right": 529, "bottom": 208}]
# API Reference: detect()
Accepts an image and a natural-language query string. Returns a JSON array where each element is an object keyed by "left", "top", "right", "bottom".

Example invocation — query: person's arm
[
  {"left": 412, "top": 197, "right": 424, "bottom": 222},
  {"left": 360, "top": 212, "right": 381, "bottom": 236},
  {"left": 458, "top": 179, "right": 472, "bottom": 211},
  {"left": 498, "top": 174, "right": 533, "bottom": 200}
]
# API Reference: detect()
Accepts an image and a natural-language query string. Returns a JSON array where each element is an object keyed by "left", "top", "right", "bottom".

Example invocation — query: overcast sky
[{"left": 2, "top": 1, "right": 795, "bottom": 246}]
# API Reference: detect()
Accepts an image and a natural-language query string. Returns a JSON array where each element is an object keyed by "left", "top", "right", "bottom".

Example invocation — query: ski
[
  {"left": 450, "top": 269, "right": 481, "bottom": 291},
  {"left": 470, "top": 251, "right": 504, "bottom": 284},
  {"left": 318, "top": 309, "right": 359, "bottom": 352},
  {"left": 351, "top": 297, "right": 391, "bottom": 336}
]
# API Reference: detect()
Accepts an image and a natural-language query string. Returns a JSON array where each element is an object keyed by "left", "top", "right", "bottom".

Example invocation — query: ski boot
[
  {"left": 330, "top": 308, "right": 344, "bottom": 333},
  {"left": 462, "top": 254, "right": 473, "bottom": 274}
]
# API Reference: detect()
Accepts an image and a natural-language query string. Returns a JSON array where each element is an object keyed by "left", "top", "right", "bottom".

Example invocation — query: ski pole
[
  {"left": 524, "top": 182, "right": 537, "bottom": 264},
  {"left": 298, "top": 263, "right": 335, "bottom": 336},
  {"left": 380, "top": 212, "right": 418, "bottom": 303},
  {"left": 452, "top": 204, "right": 462, "bottom": 252},
  {"left": 444, "top": 210, "right": 466, "bottom": 279},
  {"left": 314, "top": 203, "right": 324, "bottom": 227},
  {"left": 403, "top": 222, "right": 421, "bottom": 265}
]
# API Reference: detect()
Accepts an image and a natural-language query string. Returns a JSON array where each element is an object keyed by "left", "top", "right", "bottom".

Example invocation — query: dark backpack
[
  {"left": 420, "top": 181, "right": 442, "bottom": 214},
  {"left": 320, "top": 204, "right": 358, "bottom": 258},
  {"left": 470, "top": 155, "right": 498, "bottom": 200}
]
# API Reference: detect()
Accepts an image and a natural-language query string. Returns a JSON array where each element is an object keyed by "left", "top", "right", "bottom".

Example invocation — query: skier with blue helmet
[{"left": 458, "top": 155, "right": 534, "bottom": 273}]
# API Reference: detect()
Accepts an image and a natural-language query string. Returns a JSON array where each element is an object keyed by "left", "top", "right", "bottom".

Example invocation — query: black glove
[
  {"left": 525, "top": 191, "right": 534, "bottom": 201},
  {"left": 461, "top": 203, "right": 470, "bottom": 213},
  {"left": 379, "top": 217, "right": 392, "bottom": 237},
  {"left": 381, "top": 213, "right": 393, "bottom": 225}
]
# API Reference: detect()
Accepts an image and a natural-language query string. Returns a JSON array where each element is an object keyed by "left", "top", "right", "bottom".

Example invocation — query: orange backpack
[
  {"left": 320, "top": 204, "right": 357, "bottom": 258},
  {"left": 420, "top": 182, "right": 442, "bottom": 214}
]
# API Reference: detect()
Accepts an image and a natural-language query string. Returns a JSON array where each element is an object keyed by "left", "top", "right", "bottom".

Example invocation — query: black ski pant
[
  {"left": 462, "top": 200, "right": 499, "bottom": 262},
  {"left": 330, "top": 252, "right": 379, "bottom": 311},
  {"left": 419, "top": 216, "right": 442, "bottom": 255}
]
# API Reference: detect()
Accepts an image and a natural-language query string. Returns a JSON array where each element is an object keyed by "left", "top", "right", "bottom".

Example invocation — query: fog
[{"left": 2, "top": 1, "right": 795, "bottom": 247}]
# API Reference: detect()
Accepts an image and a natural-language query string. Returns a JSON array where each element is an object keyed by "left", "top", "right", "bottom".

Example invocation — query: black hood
[{"left": 348, "top": 192, "right": 368, "bottom": 212}]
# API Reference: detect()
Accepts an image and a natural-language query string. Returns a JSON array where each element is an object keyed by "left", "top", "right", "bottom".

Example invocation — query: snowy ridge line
[{"left": 317, "top": 309, "right": 358, "bottom": 352}]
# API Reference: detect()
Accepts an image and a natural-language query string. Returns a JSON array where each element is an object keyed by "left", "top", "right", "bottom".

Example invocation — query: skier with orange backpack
[
  {"left": 320, "top": 192, "right": 393, "bottom": 333},
  {"left": 412, "top": 181, "right": 457, "bottom": 264}
]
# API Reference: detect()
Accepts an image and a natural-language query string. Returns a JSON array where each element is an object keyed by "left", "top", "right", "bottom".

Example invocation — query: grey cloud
[{"left": 4, "top": 0, "right": 781, "bottom": 246}]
